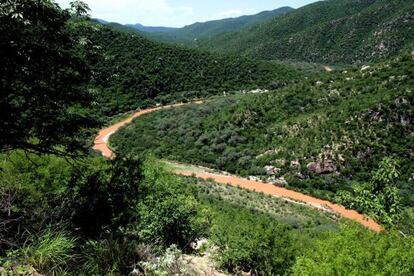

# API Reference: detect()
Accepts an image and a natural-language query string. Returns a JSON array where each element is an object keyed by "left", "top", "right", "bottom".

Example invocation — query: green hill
[
  {"left": 134, "top": 7, "right": 294, "bottom": 44},
  {"left": 111, "top": 53, "right": 414, "bottom": 227},
  {"left": 198, "top": 0, "right": 414, "bottom": 64},
  {"left": 70, "top": 20, "right": 300, "bottom": 117}
]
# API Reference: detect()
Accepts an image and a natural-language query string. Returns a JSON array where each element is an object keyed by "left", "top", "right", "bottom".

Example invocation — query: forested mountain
[
  {"left": 70, "top": 20, "right": 299, "bottom": 116},
  {"left": 198, "top": 0, "right": 414, "bottom": 64},
  {"left": 143, "top": 6, "right": 294, "bottom": 44},
  {"left": 125, "top": 23, "right": 178, "bottom": 33},
  {"left": 112, "top": 52, "right": 414, "bottom": 229},
  {"left": 2, "top": 0, "right": 414, "bottom": 275}
]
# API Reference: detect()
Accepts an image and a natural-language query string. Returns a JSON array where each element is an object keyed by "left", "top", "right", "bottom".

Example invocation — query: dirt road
[{"left": 93, "top": 102, "right": 382, "bottom": 232}]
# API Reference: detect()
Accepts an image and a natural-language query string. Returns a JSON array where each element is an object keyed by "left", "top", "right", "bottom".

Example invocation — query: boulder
[
  {"left": 307, "top": 159, "right": 337, "bottom": 174},
  {"left": 264, "top": 165, "right": 281, "bottom": 175}
]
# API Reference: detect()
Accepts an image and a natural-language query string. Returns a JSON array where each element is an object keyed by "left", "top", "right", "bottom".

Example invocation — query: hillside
[
  {"left": 70, "top": 20, "right": 300, "bottom": 117},
  {"left": 198, "top": 0, "right": 414, "bottom": 64},
  {"left": 3, "top": 1, "right": 414, "bottom": 275},
  {"left": 125, "top": 23, "right": 178, "bottom": 33},
  {"left": 111, "top": 53, "right": 414, "bottom": 228},
  {"left": 128, "top": 7, "right": 294, "bottom": 44}
]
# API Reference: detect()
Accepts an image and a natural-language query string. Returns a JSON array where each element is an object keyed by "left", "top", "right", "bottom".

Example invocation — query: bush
[
  {"left": 210, "top": 204, "right": 297, "bottom": 275},
  {"left": 292, "top": 224, "right": 414, "bottom": 275},
  {"left": 6, "top": 229, "right": 75, "bottom": 274},
  {"left": 133, "top": 159, "right": 204, "bottom": 250}
]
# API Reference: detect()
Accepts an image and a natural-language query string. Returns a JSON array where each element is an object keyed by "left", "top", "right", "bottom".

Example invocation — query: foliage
[
  {"left": 292, "top": 224, "right": 414, "bottom": 275},
  {"left": 111, "top": 53, "right": 414, "bottom": 211},
  {"left": 65, "top": 157, "right": 143, "bottom": 236},
  {"left": 182, "top": 176, "right": 338, "bottom": 230},
  {"left": 132, "top": 159, "right": 204, "bottom": 250},
  {"left": 337, "top": 157, "right": 402, "bottom": 225},
  {"left": 5, "top": 229, "right": 75, "bottom": 275},
  {"left": 140, "top": 6, "right": 294, "bottom": 45},
  {"left": 0, "top": 0, "right": 97, "bottom": 154},
  {"left": 208, "top": 201, "right": 297, "bottom": 275},
  {"left": 79, "top": 238, "right": 143, "bottom": 275},
  {"left": 197, "top": 0, "right": 414, "bottom": 64},
  {"left": 69, "top": 20, "right": 300, "bottom": 117}
]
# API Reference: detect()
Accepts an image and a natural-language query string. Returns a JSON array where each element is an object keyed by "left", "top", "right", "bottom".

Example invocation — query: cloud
[{"left": 54, "top": 0, "right": 194, "bottom": 27}]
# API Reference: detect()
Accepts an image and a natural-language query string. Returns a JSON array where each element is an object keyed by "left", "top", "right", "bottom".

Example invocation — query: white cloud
[{"left": 55, "top": 0, "right": 194, "bottom": 27}]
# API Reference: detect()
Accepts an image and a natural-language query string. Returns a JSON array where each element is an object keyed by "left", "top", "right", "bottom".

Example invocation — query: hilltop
[{"left": 197, "top": 0, "right": 414, "bottom": 64}]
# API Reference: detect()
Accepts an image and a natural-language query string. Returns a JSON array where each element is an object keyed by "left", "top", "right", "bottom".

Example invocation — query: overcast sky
[{"left": 55, "top": 0, "right": 319, "bottom": 27}]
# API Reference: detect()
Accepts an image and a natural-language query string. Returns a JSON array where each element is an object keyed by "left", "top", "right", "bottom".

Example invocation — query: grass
[{"left": 180, "top": 175, "right": 339, "bottom": 230}]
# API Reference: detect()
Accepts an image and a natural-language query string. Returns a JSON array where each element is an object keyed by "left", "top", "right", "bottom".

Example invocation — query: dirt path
[{"left": 93, "top": 103, "right": 382, "bottom": 232}]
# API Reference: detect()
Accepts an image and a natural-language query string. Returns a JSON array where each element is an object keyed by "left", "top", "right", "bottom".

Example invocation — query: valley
[{"left": 1, "top": 0, "right": 414, "bottom": 275}]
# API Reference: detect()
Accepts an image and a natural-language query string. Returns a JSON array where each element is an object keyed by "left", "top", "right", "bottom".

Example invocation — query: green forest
[
  {"left": 193, "top": 0, "right": 414, "bottom": 64},
  {"left": 112, "top": 53, "right": 414, "bottom": 229},
  {"left": 1, "top": 0, "right": 414, "bottom": 275},
  {"left": 70, "top": 20, "right": 299, "bottom": 117}
]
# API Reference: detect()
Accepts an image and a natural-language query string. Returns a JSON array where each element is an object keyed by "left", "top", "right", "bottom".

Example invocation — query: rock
[
  {"left": 275, "top": 177, "right": 288, "bottom": 187},
  {"left": 248, "top": 176, "right": 261, "bottom": 182},
  {"left": 361, "top": 65, "right": 371, "bottom": 71},
  {"left": 290, "top": 160, "right": 300, "bottom": 168},
  {"left": 264, "top": 165, "right": 281, "bottom": 175},
  {"left": 307, "top": 159, "right": 337, "bottom": 174},
  {"left": 266, "top": 176, "right": 288, "bottom": 187}
]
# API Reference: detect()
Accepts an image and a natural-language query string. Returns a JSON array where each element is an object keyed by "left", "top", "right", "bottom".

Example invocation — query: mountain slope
[
  {"left": 70, "top": 20, "right": 300, "bottom": 117},
  {"left": 199, "top": 0, "right": 414, "bottom": 64},
  {"left": 125, "top": 23, "right": 178, "bottom": 33},
  {"left": 111, "top": 53, "right": 414, "bottom": 212},
  {"left": 140, "top": 7, "right": 294, "bottom": 44}
]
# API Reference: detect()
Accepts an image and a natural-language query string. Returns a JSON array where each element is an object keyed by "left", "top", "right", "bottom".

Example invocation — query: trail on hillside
[{"left": 93, "top": 102, "right": 382, "bottom": 232}]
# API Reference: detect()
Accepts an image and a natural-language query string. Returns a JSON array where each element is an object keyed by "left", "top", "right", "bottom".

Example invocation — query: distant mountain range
[
  {"left": 125, "top": 23, "right": 178, "bottom": 33},
  {"left": 94, "top": 0, "right": 414, "bottom": 64},
  {"left": 95, "top": 6, "right": 294, "bottom": 43}
]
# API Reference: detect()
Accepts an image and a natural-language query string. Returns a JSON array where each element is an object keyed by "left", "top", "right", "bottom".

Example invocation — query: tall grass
[{"left": 13, "top": 229, "right": 75, "bottom": 275}]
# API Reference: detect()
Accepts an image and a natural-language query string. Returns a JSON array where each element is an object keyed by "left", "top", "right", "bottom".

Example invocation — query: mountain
[
  {"left": 107, "top": 7, "right": 294, "bottom": 44},
  {"left": 125, "top": 23, "right": 178, "bottom": 33},
  {"left": 152, "top": 6, "right": 294, "bottom": 43},
  {"left": 71, "top": 20, "right": 300, "bottom": 117},
  {"left": 198, "top": 0, "right": 414, "bottom": 64}
]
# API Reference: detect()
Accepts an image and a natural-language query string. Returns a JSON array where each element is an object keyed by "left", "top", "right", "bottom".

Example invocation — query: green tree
[
  {"left": 210, "top": 205, "right": 296, "bottom": 275},
  {"left": 292, "top": 224, "right": 414, "bottom": 276},
  {"left": 133, "top": 159, "right": 204, "bottom": 250},
  {"left": 337, "top": 158, "right": 402, "bottom": 225},
  {"left": 0, "top": 0, "right": 97, "bottom": 154}
]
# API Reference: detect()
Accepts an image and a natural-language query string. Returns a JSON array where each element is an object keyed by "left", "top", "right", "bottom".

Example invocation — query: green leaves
[
  {"left": 0, "top": 0, "right": 97, "bottom": 154},
  {"left": 135, "top": 159, "right": 204, "bottom": 250},
  {"left": 292, "top": 224, "right": 414, "bottom": 276},
  {"left": 337, "top": 157, "right": 403, "bottom": 225}
]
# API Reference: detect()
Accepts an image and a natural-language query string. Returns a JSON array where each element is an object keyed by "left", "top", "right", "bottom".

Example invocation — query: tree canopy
[{"left": 0, "top": 0, "right": 97, "bottom": 154}]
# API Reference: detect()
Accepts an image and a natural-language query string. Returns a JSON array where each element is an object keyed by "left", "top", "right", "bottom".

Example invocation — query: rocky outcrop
[
  {"left": 307, "top": 159, "right": 337, "bottom": 174},
  {"left": 264, "top": 165, "right": 281, "bottom": 175}
]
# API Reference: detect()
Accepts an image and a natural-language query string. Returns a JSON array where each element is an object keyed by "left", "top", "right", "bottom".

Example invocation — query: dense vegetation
[
  {"left": 2, "top": 0, "right": 414, "bottom": 274},
  {"left": 112, "top": 53, "right": 414, "bottom": 227},
  {"left": 196, "top": 0, "right": 414, "bottom": 64},
  {"left": 70, "top": 20, "right": 300, "bottom": 117},
  {"left": 0, "top": 0, "right": 97, "bottom": 154},
  {"left": 138, "top": 7, "right": 294, "bottom": 45}
]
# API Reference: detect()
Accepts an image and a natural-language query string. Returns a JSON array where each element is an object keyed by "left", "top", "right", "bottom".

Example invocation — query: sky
[{"left": 55, "top": 0, "right": 319, "bottom": 28}]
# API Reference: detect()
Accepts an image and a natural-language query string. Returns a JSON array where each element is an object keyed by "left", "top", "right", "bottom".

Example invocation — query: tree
[
  {"left": 292, "top": 224, "right": 414, "bottom": 275},
  {"left": 337, "top": 157, "right": 402, "bottom": 225},
  {"left": 133, "top": 159, "right": 203, "bottom": 250},
  {"left": 0, "top": 0, "right": 97, "bottom": 154}
]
